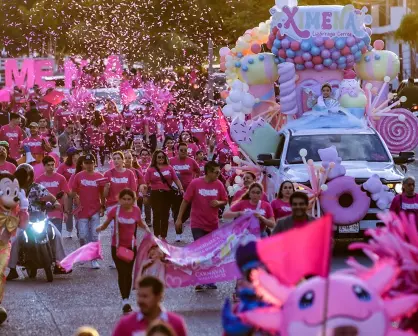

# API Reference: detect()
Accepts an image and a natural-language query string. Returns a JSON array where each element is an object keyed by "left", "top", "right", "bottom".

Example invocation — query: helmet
[{"left": 14, "top": 163, "right": 34, "bottom": 191}]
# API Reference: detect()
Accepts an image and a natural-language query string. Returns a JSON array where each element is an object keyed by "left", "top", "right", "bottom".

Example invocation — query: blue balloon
[
  {"left": 354, "top": 50, "right": 362, "bottom": 59},
  {"left": 273, "top": 40, "right": 281, "bottom": 49},
  {"left": 350, "top": 45, "right": 359, "bottom": 53},
  {"left": 311, "top": 46, "right": 321, "bottom": 56},
  {"left": 286, "top": 49, "right": 296, "bottom": 58},
  {"left": 338, "top": 63, "right": 346, "bottom": 69},
  {"left": 358, "top": 41, "right": 365, "bottom": 49},
  {"left": 279, "top": 57, "right": 286, "bottom": 63},
  {"left": 242, "top": 65, "right": 248, "bottom": 71},
  {"left": 367, "top": 45, "right": 373, "bottom": 51},
  {"left": 248, "top": 58, "right": 254, "bottom": 64},
  {"left": 258, "top": 54, "right": 265, "bottom": 61},
  {"left": 296, "top": 64, "right": 305, "bottom": 70},
  {"left": 301, "top": 41, "right": 312, "bottom": 51},
  {"left": 365, "top": 56, "right": 371, "bottom": 62},
  {"left": 354, "top": 54, "right": 361, "bottom": 62},
  {"left": 362, "top": 35, "right": 371, "bottom": 45},
  {"left": 237, "top": 52, "right": 244, "bottom": 58},
  {"left": 272, "top": 47, "right": 279, "bottom": 55},
  {"left": 374, "top": 54, "right": 381, "bottom": 60},
  {"left": 274, "top": 57, "right": 280, "bottom": 64},
  {"left": 235, "top": 62, "right": 241, "bottom": 68},
  {"left": 337, "top": 56, "right": 347, "bottom": 64},
  {"left": 335, "top": 38, "right": 346, "bottom": 50},
  {"left": 323, "top": 58, "right": 333, "bottom": 66}
]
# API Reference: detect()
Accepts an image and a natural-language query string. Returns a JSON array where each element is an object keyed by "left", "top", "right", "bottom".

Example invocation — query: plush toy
[
  {"left": 0, "top": 173, "right": 28, "bottom": 324},
  {"left": 362, "top": 174, "right": 395, "bottom": 210},
  {"left": 237, "top": 262, "right": 418, "bottom": 336},
  {"left": 318, "top": 146, "right": 346, "bottom": 180},
  {"left": 338, "top": 69, "right": 367, "bottom": 109}
]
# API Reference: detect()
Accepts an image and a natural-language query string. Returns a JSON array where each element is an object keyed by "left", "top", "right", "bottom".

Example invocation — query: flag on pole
[
  {"left": 256, "top": 214, "right": 333, "bottom": 286},
  {"left": 42, "top": 90, "right": 65, "bottom": 105},
  {"left": 217, "top": 107, "right": 239, "bottom": 156}
]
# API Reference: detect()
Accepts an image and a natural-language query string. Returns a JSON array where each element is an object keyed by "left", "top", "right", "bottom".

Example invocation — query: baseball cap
[
  {"left": 66, "top": 147, "right": 81, "bottom": 155},
  {"left": 29, "top": 122, "right": 39, "bottom": 127},
  {"left": 83, "top": 154, "right": 95, "bottom": 163},
  {"left": 0, "top": 141, "right": 9, "bottom": 148}
]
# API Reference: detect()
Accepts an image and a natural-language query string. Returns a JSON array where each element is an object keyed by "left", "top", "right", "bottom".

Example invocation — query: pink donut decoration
[
  {"left": 376, "top": 108, "right": 418, "bottom": 153},
  {"left": 320, "top": 176, "right": 370, "bottom": 225}
]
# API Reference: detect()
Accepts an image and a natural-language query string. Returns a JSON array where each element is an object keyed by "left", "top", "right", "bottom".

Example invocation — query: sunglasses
[{"left": 157, "top": 155, "right": 165, "bottom": 159}]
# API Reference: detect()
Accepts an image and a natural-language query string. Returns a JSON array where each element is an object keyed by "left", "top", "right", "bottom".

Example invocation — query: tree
[{"left": 395, "top": 13, "right": 418, "bottom": 77}]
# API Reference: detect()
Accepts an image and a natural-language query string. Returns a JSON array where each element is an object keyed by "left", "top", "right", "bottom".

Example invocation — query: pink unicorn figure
[{"left": 235, "top": 261, "right": 418, "bottom": 335}]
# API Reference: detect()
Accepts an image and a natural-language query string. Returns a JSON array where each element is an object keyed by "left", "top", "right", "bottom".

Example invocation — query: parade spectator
[
  {"left": 112, "top": 276, "right": 187, "bottom": 336},
  {"left": 272, "top": 192, "right": 315, "bottom": 235},
  {"left": 162, "top": 137, "right": 176, "bottom": 159},
  {"left": 36, "top": 155, "right": 70, "bottom": 233},
  {"left": 170, "top": 142, "right": 200, "bottom": 242},
  {"left": 24, "top": 101, "right": 42, "bottom": 127},
  {"left": 0, "top": 145, "right": 16, "bottom": 174},
  {"left": 54, "top": 100, "right": 75, "bottom": 134},
  {"left": 164, "top": 103, "right": 180, "bottom": 140},
  {"left": 143, "top": 101, "right": 158, "bottom": 154},
  {"left": 0, "top": 113, "right": 24, "bottom": 160},
  {"left": 178, "top": 131, "right": 199, "bottom": 157},
  {"left": 58, "top": 121, "right": 76, "bottom": 160},
  {"left": 104, "top": 100, "right": 124, "bottom": 153},
  {"left": 90, "top": 111, "right": 107, "bottom": 167},
  {"left": 146, "top": 321, "right": 176, "bottom": 336},
  {"left": 71, "top": 154, "right": 106, "bottom": 269},
  {"left": 231, "top": 172, "right": 268, "bottom": 205},
  {"left": 195, "top": 150, "right": 206, "bottom": 176},
  {"left": 145, "top": 150, "right": 183, "bottom": 240},
  {"left": 38, "top": 117, "right": 57, "bottom": 148},
  {"left": 0, "top": 141, "right": 18, "bottom": 167},
  {"left": 0, "top": 103, "right": 10, "bottom": 126},
  {"left": 390, "top": 176, "right": 418, "bottom": 221},
  {"left": 215, "top": 139, "right": 233, "bottom": 168},
  {"left": 175, "top": 161, "right": 227, "bottom": 291},
  {"left": 21, "top": 122, "right": 52, "bottom": 162},
  {"left": 97, "top": 188, "right": 148, "bottom": 314},
  {"left": 271, "top": 181, "right": 295, "bottom": 220},
  {"left": 224, "top": 183, "right": 275, "bottom": 237}
]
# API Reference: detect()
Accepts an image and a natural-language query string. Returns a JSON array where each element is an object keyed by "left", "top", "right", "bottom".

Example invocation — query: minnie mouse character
[{"left": 0, "top": 173, "right": 28, "bottom": 324}]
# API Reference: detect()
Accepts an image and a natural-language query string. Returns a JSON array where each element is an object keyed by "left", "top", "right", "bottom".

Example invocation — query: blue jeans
[
  {"left": 191, "top": 228, "right": 214, "bottom": 286},
  {"left": 78, "top": 213, "right": 100, "bottom": 246}
]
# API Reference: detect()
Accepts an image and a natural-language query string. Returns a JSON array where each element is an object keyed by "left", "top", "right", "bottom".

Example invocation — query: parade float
[{"left": 219, "top": 0, "right": 418, "bottom": 233}]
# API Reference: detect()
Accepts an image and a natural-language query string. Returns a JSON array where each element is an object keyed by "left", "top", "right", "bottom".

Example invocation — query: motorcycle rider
[{"left": 7, "top": 164, "right": 70, "bottom": 280}]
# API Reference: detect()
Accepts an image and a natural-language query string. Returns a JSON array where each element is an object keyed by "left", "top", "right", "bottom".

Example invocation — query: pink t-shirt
[
  {"left": 37, "top": 101, "right": 52, "bottom": 120},
  {"left": 145, "top": 116, "right": 157, "bottom": 134},
  {"left": 139, "top": 160, "right": 150, "bottom": 175},
  {"left": 216, "top": 142, "right": 232, "bottom": 164},
  {"left": 112, "top": 311, "right": 187, "bottom": 336},
  {"left": 104, "top": 168, "right": 137, "bottom": 207},
  {"left": 232, "top": 188, "right": 268, "bottom": 204},
  {"left": 230, "top": 200, "right": 273, "bottom": 231},
  {"left": 55, "top": 107, "right": 75, "bottom": 130},
  {"left": 165, "top": 114, "right": 180, "bottom": 134},
  {"left": 107, "top": 206, "right": 141, "bottom": 247},
  {"left": 145, "top": 166, "right": 177, "bottom": 191},
  {"left": 197, "top": 160, "right": 206, "bottom": 176},
  {"left": 104, "top": 113, "right": 123, "bottom": 133},
  {"left": 187, "top": 143, "right": 199, "bottom": 157},
  {"left": 128, "top": 168, "right": 144, "bottom": 186},
  {"left": 72, "top": 171, "right": 104, "bottom": 218},
  {"left": 0, "top": 124, "right": 24, "bottom": 159},
  {"left": 390, "top": 194, "right": 418, "bottom": 220},
  {"left": 191, "top": 127, "right": 206, "bottom": 148},
  {"left": 271, "top": 198, "right": 292, "bottom": 220},
  {"left": 56, "top": 163, "right": 76, "bottom": 181},
  {"left": 170, "top": 157, "right": 200, "bottom": 190},
  {"left": 131, "top": 115, "right": 145, "bottom": 134},
  {"left": 36, "top": 173, "right": 70, "bottom": 219},
  {"left": 184, "top": 177, "right": 228, "bottom": 232},
  {"left": 0, "top": 161, "right": 16, "bottom": 174},
  {"left": 122, "top": 110, "right": 135, "bottom": 127},
  {"left": 21, "top": 136, "right": 46, "bottom": 155}
]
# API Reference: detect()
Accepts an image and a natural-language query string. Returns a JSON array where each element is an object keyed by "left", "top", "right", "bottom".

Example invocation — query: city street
[{"left": 1, "top": 160, "right": 417, "bottom": 336}]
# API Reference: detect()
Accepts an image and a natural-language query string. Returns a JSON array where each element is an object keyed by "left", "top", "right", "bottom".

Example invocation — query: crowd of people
[{"left": 0, "top": 83, "right": 417, "bottom": 336}]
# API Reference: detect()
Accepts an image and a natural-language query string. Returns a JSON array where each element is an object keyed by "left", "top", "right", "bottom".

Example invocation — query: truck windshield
[{"left": 286, "top": 134, "right": 390, "bottom": 164}]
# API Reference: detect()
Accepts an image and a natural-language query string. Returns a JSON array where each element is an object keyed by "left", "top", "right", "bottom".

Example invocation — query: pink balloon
[
  {"left": 294, "top": 56, "right": 304, "bottom": 64},
  {"left": 266, "top": 40, "right": 273, "bottom": 49},
  {"left": 290, "top": 41, "right": 300, "bottom": 51},
  {"left": 373, "top": 39, "right": 385, "bottom": 50},
  {"left": 361, "top": 46, "right": 367, "bottom": 53},
  {"left": 312, "top": 56, "right": 323, "bottom": 65},
  {"left": 251, "top": 43, "right": 262, "bottom": 54},
  {"left": 278, "top": 49, "right": 286, "bottom": 58},
  {"left": 341, "top": 46, "right": 351, "bottom": 56},
  {"left": 220, "top": 62, "right": 226, "bottom": 71},
  {"left": 305, "top": 61, "right": 313, "bottom": 69},
  {"left": 219, "top": 47, "right": 231, "bottom": 57},
  {"left": 324, "top": 39, "right": 335, "bottom": 49}
]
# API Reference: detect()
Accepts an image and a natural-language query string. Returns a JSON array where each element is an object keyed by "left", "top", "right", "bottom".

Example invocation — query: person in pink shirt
[
  {"left": 90, "top": 111, "right": 107, "bottom": 167},
  {"left": 216, "top": 139, "right": 233, "bottom": 167},
  {"left": 36, "top": 156, "right": 70, "bottom": 233},
  {"left": 170, "top": 142, "right": 201, "bottom": 242},
  {"left": 103, "top": 100, "right": 124, "bottom": 153},
  {"left": 390, "top": 176, "right": 418, "bottom": 222},
  {"left": 271, "top": 180, "right": 295, "bottom": 221},
  {"left": 144, "top": 150, "right": 183, "bottom": 240},
  {"left": 0, "top": 146, "right": 16, "bottom": 175},
  {"left": 0, "top": 113, "right": 24, "bottom": 160},
  {"left": 162, "top": 137, "right": 176, "bottom": 159},
  {"left": 224, "top": 183, "right": 275, "bottom": 237},
  {"left": 179, "top": 131, "right": 199, "bottom": 157},
  {"left": 138, "top": 148, "right": 151, "bottom": 175},
  {"left": 164, "top": 103, "right": 180, "bottom": 140},
  {"left": 71, "top": 154, "right": 106, "bottom": 269},
  {"left": 38, "top": 117, "right": 57, "bottom": 148},
  {"left": 175, "top": 161, "right": 227, "bottom": 291},
  {"left": 54, "top": 100, "right": 75, "bottom": 134},
  {"left": 232, "top": 172, "right": 268, "bottom": 205},
  {"left": 112, "top": 276, "right": 187, "bottom": 336},
  {"left": 97, "top": 188, "right": 149, "bottom": 314},
  {"left": 143, "top": 101, "right": 158, "bottom": 154},
  {"left": 195, "top": 150, "right": 206, "bottom": 176},
  {"left": 21, "top": 122, "right": 52, "bottom": 161},
  {"left": 130, "top": 109, "right": 146, "bottom": 137}
]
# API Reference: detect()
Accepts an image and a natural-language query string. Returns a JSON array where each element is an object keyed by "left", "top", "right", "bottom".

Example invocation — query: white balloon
[
  {"left": 232, "top": 102, "right": 242, "bottom": 112},
  {"left": 233, "top": 184, "right": 241, "bottom": 192},
  {"left": 229, "top": 90, "right": 242, "bottom": 103},
  {"left": 224, "top": 164, "right": 232, "bottom": 171},
  {"left": 235, "top": 169, "right": 242, "bottom": 175},
  {"left": 222, "top": 105, "right": 234, "bottom": 117},
  {"left": 242, "top": 93, "right": 255, "bottom": 108},
  {"left": 232, "top": 80, "right": 244, "bottom": 90},
  {"left": 226, "top": 97, "right": 233, "bottom": 105},
  {"left": 242, "top": 82, "right": 250, "bottom": 92},
  {"left": 233, "top": 156, "right": 241, "bottom": 164},
  {"left": 234, "top": 176, "right": 243, "bottom": 184},
  {"left": 227, "top": 186, "right": 234, "bottom": 193},
  {"left": 242, "top": 107, "right": 252, "bottom": 115}
]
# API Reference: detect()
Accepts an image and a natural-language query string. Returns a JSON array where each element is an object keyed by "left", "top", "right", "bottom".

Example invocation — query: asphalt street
[{"left": 1, "top": 159, "right": 417, "bottom": 336}]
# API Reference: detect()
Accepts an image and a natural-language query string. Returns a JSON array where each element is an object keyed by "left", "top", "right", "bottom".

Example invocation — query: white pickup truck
[{"left": 257, "top": 126, "right": 414, "bottom": 237}]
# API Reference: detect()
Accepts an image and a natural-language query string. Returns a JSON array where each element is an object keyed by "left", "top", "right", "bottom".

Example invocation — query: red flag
[
  {"left": 217, "top": 107, "right": 239, "bottom": 156},
  {"left": 42, "top": 90, "right": 65, "bottom": 106},
  {"left": 256, "top": 214, "right": 332, "bottom": 285}
]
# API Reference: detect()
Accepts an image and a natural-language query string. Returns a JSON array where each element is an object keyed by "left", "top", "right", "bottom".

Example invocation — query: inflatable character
[
  {"left": 0, "top": 173, "right": 28, "bottom": 324},
  {"left": 237, "top": 262, "right": 418, "bottom": 335}
]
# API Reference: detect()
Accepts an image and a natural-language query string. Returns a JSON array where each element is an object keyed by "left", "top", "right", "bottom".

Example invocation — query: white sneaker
[
  {"left": 91, "top": 260, "right": 100, "bottom": 269},
  {"left": 109, "top": 261, "right": 116, "bottom": 269},
  {"left": 175, "top": 234, "right": 182, "bottom": 242}
]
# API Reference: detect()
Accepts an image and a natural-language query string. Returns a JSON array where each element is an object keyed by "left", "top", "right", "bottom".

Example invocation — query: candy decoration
[
  {"left": 278, "top": 62, "right": 298, "bottom": 115},
  {"left": 376, "top": 108, "right": 418, "bottom": 153}
]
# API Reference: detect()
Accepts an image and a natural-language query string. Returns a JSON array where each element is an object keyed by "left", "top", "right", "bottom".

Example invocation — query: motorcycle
[{"left": 18, "top": 206, "right": 55, "bottom": 282}]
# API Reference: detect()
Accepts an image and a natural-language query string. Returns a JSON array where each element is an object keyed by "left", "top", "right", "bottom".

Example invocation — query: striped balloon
[
  {"left": 238, "top": 53, "right": 278, "bottom": 85},
  {"left": 355, "top": 50, "right": 400, "bottom": 81}
]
